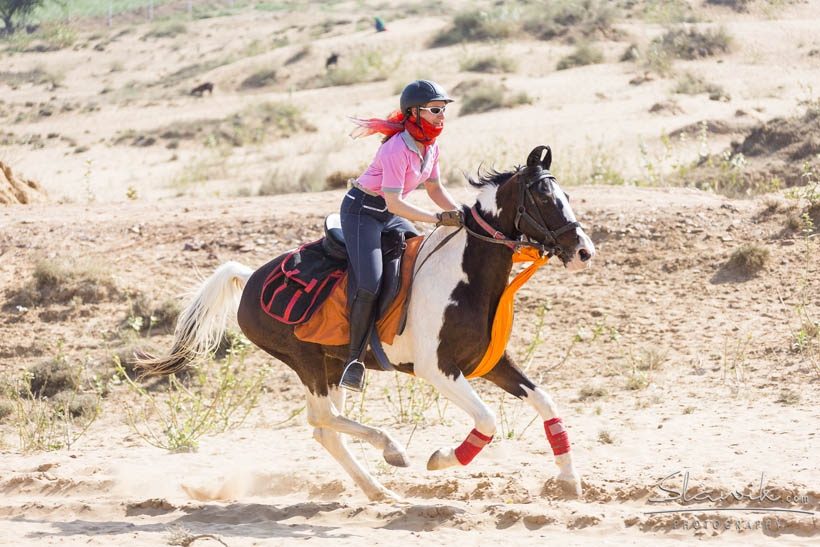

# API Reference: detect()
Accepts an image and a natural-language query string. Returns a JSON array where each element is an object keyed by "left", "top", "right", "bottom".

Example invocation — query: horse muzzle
[{"left": 562, "top": 229, "right": 595, "bottom": 272}]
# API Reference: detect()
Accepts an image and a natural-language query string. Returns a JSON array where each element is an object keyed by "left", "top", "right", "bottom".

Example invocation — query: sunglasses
[{"left": 419, "top": 106, "right": 447, "bottom": 115}]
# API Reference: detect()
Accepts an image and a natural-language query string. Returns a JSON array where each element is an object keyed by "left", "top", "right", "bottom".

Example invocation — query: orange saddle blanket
[{"left": 294, "top": 236, "right": 423, "bottom": 346}]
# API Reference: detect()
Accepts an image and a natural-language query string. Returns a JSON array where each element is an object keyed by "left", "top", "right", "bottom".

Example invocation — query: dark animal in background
[
  {"left": 190, "top": 82, "right": 214, "bottom": 97},
  {"left": 326, "top": 53, "right": 339, "bottom": 69}
]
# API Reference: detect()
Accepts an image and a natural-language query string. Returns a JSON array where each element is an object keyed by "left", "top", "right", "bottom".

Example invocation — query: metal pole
[
  {"left": 108, "top": 2, "right": 113, "bottom": 27},
  {"left": 149, "top": 0, "right": 153, "bottom": 21},
  {"left": 188, "top": 0, "right": 192, "bottom": 17}
]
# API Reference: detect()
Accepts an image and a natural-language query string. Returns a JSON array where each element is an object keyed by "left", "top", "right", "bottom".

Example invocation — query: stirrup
[{"left": 340, "top": 360, "right": 366, "bottom": 392}]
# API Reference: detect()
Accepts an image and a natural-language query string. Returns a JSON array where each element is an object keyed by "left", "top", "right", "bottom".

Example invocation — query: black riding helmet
[{"left": 400, "top": 80, "right": 454, "bottom": 116}]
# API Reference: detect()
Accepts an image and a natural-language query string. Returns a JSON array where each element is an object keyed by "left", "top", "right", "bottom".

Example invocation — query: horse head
[{"left": 488, "top": 146, "right": 595, "bottom": 271}]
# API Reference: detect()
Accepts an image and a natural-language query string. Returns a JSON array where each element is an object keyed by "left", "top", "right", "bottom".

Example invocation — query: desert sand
[{"left": 1, "top": 1, "right": 819, "bottom": 545}]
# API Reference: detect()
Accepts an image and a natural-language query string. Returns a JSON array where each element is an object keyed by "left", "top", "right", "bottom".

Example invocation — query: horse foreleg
[
  {"left": 482, "top": 353, "right": 582, "bottom": 496},
  {"left": 414, "top": 366, "right": 497, "bottom": 471}
]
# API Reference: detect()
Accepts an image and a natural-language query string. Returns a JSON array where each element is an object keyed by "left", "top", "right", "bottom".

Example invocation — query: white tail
[{"left": 137, "top": 261, "right": 253, "bottom": 375}]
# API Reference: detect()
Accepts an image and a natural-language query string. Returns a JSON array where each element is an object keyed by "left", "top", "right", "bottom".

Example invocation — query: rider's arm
[
  {"left": 383, "top": 191, "right": 439, "bottom": 224},
  {"left": 424, "top": 179, "right": 459, "bottom": 211}
]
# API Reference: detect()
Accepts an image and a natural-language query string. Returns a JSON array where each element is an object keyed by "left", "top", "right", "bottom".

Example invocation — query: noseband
[{"left": 465, "top": 170, "right": 580, "bottom": 259}]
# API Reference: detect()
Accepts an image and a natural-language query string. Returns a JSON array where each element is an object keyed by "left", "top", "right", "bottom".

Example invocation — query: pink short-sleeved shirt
[{"left": 356, "top": 130, "right": 440, "bottom": 198}]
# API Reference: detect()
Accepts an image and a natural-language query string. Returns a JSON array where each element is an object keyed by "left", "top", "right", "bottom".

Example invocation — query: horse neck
[{"left": 460, "top": 203, "right": 516, "bottom": 301}]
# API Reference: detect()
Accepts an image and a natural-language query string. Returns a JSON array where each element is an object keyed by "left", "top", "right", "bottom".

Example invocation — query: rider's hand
[{"left": 436, "top": 210, "right": 464, "bottom": 227}]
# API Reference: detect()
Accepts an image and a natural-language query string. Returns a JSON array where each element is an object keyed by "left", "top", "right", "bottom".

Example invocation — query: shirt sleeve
[
  {"left": 379, "top": 139, "right": 407, "bottom": 193},
  {"left": 428, "top": 145, "right": 440, "bottom": 182}
]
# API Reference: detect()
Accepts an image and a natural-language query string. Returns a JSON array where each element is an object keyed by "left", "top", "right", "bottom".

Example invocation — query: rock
[{"left": 0, "top": 161, "right": 46, "bottom": 205}]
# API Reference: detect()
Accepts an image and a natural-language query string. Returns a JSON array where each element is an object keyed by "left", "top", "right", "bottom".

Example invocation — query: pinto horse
[{"left": 137, "top": 145, "right": 595, "bottom": 502}]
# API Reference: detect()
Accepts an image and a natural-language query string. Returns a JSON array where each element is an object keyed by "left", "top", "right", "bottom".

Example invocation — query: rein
[
  {"left": 405, "top": 168, "right": 580, "bottom": 379},
  {"left": 463, "top": 170, "right": 581, "bottom": 259}
]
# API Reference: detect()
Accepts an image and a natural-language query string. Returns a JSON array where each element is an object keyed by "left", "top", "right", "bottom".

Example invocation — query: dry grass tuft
[
  {"left": 7, "top": 257, "right": 119, "bottom": 308},
  {"left": 556, "top": 41, "right": 604, "bottom": 70},
  {"left": 726, "top": 243, "right": 770, "bottom": 276},
  {"left": 578, "top": 386, "right": 609, "bottom": 401}
]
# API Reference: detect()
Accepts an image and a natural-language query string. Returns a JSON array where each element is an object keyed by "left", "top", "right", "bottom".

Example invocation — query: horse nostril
[{"left": 579, "top": 249, "right": 591, "bottom": 262}]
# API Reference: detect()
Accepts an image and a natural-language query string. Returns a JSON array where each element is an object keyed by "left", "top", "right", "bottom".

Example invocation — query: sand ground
[{"left": 1, "top": 0, "right": 819, "bottom": 545}]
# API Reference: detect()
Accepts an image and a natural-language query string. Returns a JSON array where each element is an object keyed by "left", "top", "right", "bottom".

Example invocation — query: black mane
[{"left": 466, "top": 166, "right": 523, "bottom": 189}]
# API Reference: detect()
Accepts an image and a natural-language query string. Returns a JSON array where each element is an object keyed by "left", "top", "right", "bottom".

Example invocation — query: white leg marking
[
  {"left": 306, "top": 391, "right": 405, "bottom": 502},
  {"left": 417, "top": 370, "right": 497, "bottom": 470},
  {"left": 521, "top": 385, "right": 582, "bottom": 496},
  {"left": 306, "top": 390, "right": 409, "bottom": 467}
]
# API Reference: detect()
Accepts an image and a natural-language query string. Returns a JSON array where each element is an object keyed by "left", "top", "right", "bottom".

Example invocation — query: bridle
[{"left": 463, "top": 169, "right": 581, "bottom": 259}]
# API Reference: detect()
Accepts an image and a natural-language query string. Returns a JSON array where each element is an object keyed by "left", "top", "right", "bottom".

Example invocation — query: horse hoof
[
  {"left": 383, "top": 447, "right": 410, "bottom": 468},
  {"left": 557, "top": 476, "right": 583, "bottom": 498},
  {"left": 426, "top": 448, "right": 457, "bottom": 470},
  {"left": 369, "top": 487, "right": 406, "bottom": 504}
]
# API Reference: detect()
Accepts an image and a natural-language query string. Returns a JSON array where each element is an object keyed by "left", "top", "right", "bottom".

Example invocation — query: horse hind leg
[
  {"left": 307, "top": 385, "right": 406, "bottom": 502},
  {"left": 483, "top": 353, "right": 582, "bottom": 496},
  {"left": 318, "top": 355, "right": 410, "bottom": 468}
]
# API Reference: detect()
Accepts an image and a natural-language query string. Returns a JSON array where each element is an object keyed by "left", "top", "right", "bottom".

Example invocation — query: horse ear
[{"left": 527, "top": 146, "right": 552, "bottom": 169}]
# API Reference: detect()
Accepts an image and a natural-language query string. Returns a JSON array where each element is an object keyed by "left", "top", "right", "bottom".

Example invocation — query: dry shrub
[
  {"left": 127, "top": 293, "right": 181, "bottom": 334},
  {"left": 0, "top": 399, "right": 14, "bottom": 422},
  {"left": 652, "top": 26, "right": 731, "bottom": 60},
  {"left": 142, "top": 22, "right": 187, "bottom": 40},
  {"left": 578, "top": 386, "right": 608, "bottom": 401},
  {"left": 460, "top": 54, "right": 517, "bottom": 73},
  {"left": 673, "top": 71, "right": 726, "bottom": 100},
  {"left": 556, "top": 41, "right": 604, "bottom": 70},
  {"left": 706, "top": 0, "right": 753, "bottom": 11},
  {"left": 26, "top": 358, "right": 79, "bottom": 398},
  {"left": 240, "top": 68, "right": 277, "bottom": 89},
  {"left": 7, "top": 257, "right": 118, "bottom": 308},
  {"left": 457, "top": 81, "right": 532, "bottom": 115},
  {"left": 430, "top": 9, "right": 515, "bottom": 47},
  {"left": 726, "top": 243, "right": 770, "bottom": 276},
  {"left": 776, "top": 389, "right": 801, "bottom": 405},
  {"left": 522, "top": 0, "right": 619, "bottom": 41}
]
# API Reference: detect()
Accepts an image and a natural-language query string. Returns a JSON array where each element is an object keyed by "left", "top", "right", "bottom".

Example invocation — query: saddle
[{"left": 261, "top": 214, "right": 421, "bottom": 346}]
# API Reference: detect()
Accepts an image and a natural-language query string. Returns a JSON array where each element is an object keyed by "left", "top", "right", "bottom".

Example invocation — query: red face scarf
[{"left": 349, "top": 110, "right": 443, "bottom": 145}]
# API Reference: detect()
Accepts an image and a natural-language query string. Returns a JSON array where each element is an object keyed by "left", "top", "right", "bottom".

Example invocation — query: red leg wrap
[
  {"left": 454, "top": 428, "right": 493, "bottom": 465},
  {"left": 545, "top": 418, "right": 571, "bottom": 456}
]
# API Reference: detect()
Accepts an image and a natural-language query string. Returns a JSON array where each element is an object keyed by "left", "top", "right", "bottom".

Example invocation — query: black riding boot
[{"left": 340, "top": 288, "right": 379, "bottom": 391}]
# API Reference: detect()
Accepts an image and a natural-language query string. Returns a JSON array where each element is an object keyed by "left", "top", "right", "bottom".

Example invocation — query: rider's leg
[{"left": 339, "top": 203, "right": 384, "bottom": 391}]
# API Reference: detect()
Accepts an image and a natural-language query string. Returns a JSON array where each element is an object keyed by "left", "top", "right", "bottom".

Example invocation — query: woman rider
[{"left": 340, "top": 79, "right": 464, "bottom": 391}]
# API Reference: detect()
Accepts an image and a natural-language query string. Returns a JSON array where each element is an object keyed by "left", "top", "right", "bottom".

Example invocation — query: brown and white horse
[{"left": 137, "top": 146, "right": 595, "bottom": 502}]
